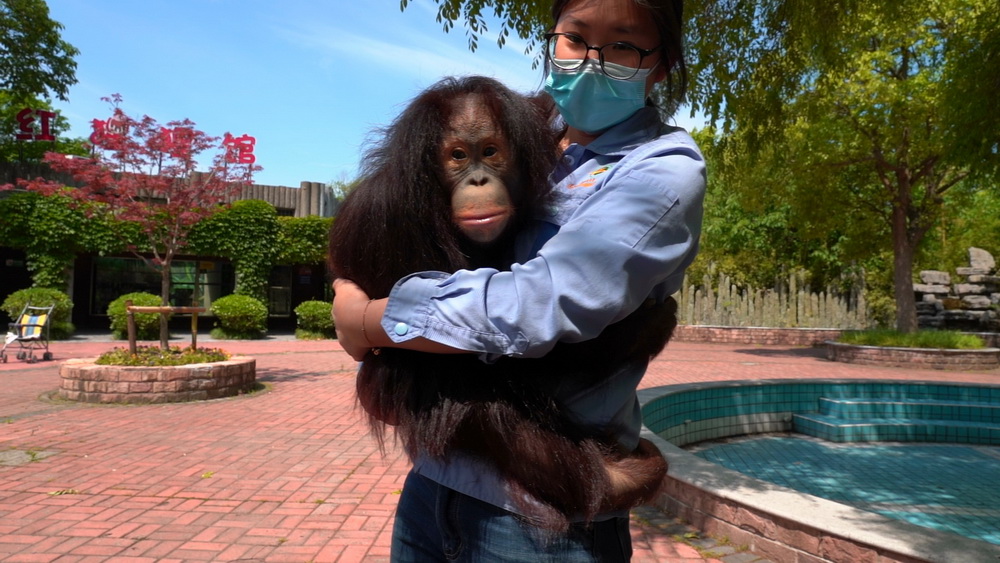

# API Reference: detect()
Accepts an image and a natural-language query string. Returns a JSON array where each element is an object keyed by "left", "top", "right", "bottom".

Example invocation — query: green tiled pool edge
[{"left": 638, "top": 379, "right": 1000, "bottom": 563}]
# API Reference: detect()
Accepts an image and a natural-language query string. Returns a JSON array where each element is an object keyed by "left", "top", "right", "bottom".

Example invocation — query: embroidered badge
[{"left": 566, "top": 165, "right": 612, "bottom": 189}]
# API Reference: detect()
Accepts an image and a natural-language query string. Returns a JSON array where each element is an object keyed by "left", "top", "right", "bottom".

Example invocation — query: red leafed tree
[{"left": 15, "top": 95, "right": 260, "bottom": 348}]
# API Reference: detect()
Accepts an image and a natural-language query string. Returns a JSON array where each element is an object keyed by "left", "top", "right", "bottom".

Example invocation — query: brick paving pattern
[{"left": 1, "top": 335, "right": 996, "bottom": 562}]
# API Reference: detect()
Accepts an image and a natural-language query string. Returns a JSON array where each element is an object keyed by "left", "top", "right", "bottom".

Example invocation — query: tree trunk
[
  {"left": 891, "top": 205, "right": 918, "bottom": 333},
  {"left": 160, "top": 263, "right": 171, "bottom": 349}
]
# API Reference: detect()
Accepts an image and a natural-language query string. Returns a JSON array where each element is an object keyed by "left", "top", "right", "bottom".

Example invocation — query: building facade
[{"left": 1, "top": 171, "right": 335, "bottom": 330}]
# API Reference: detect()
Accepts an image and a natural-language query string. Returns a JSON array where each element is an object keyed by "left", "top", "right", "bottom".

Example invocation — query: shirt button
[
  {"left": 394, "top": 322, "right": 409, "bottom": 336},
  {"left": 563, "top": 155, "right": 575, "bottom": 166}
]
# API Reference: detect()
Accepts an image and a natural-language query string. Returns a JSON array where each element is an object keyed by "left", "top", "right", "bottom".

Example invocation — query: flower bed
[
  {"left": 59, "top": 356, "right": 256, "bottom": 404},
  {"left": 673, "top": 325, "right": 844, "bottom": 346},
  {"left": 825, "top": 341, "right": 1000, "bottom": 371}
]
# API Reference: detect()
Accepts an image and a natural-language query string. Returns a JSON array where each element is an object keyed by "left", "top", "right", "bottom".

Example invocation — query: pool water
[{"left": 689, "top": 434, "right": 1000, "bottom": 546}]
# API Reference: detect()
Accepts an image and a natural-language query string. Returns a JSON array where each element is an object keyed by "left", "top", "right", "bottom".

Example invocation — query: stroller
[{"left": 1, "top": 302, "right": 55, "bottom": 363}]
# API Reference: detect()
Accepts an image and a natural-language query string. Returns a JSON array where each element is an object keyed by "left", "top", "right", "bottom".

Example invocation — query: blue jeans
[{"left": 391, "top": 471, "right": 633, "bottom": 562}]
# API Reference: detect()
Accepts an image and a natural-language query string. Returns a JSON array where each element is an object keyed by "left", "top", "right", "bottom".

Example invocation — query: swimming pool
[
  {"left": 690, "top": 435, "right": 1000, "bottom": 545},
  {"left": 639, "top": 379, "right": 1000, "bottom": 562}
]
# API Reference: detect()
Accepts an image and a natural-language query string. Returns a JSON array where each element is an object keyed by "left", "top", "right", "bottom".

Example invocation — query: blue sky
[{"left": 46, "top": 0, "right": 703, "bottom": 188}]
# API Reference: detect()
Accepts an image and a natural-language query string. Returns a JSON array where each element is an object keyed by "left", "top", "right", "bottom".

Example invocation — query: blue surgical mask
[{"left": 544, "top": 59, "right": 653, "bottom": 134}]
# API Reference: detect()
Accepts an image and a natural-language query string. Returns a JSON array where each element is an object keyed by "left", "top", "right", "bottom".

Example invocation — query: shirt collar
[{"left": 583, "top": 107, "right": 670, "bottom": 156}]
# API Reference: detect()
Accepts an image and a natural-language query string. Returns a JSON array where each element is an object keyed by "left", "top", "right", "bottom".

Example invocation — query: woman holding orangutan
[{"left": 333, "top": 0, "right": 705, "bottom": 559}]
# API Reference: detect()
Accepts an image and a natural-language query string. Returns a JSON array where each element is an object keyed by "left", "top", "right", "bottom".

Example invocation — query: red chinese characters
[
  {"left": 16, "top": 108, "right": 58, "bottom": 141},
  {"left": 222, "top": 133, "right": 256, "bottom": 164},
  {"left": 89, "top": 112, "right": 129, "bottom": 147}
]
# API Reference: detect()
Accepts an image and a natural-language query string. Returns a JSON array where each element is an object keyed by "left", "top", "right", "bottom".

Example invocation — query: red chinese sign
[
  {"left": 85, "top": 113, "right": 256, "bottom": 165},
  {"left": 16, "top": 108, "right": 57, "bottom": 141},
  {"left": 89, "top": 112, "right": 129, "bottom": 146},
  {"left": 223, "top": 133, "right": 256, "bottom": 164}
]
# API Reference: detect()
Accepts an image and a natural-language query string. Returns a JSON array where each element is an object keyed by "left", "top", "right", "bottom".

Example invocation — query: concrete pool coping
[{"left": 638, "top": 381, "right": 1000, "bottom": 563}]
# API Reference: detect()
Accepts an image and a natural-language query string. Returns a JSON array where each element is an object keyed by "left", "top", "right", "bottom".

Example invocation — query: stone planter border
[
  {"left": 825, "top": 341, "right": 1000, "bottom": 371},
  {"left": 673, "top": 325, "right": 844, "bottom": 347},
  {"left": 58, "top": 356, "right": 256, "bottom": 404}
]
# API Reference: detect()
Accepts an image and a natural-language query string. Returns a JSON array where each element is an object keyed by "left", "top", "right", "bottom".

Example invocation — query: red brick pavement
[{"left": 1, "top": 336, "right": 997, "bottom": 562}]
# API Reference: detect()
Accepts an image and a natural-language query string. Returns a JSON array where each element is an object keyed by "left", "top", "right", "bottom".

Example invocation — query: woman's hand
[{"left": 332, "top": 278, "right": 378, "bottom": 361}]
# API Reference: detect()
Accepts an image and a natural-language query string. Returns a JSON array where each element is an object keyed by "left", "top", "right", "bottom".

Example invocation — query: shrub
[
  {"left": 837, "top": 329, "right": 985, "bottom": 349},
  {"left": 210, "top": 294, "right": 268, "bottom": 339},
  {"left": 189, "top": 200, "right": 280, "bottom": 303},
  {"left": 277, "top": 215, "right": 333, "bottom": 265},
  {"left": 1, "top": 287, "right": 75, "bottom": 339},
  {"left": 107, "top": 292, "right": 166, "bottom": 340},
  {"left": 294, "top": 300, "right": 334, "bottom": 339},
  {"left": 96, "top": 345, "right": 229, "bottom": 366}
]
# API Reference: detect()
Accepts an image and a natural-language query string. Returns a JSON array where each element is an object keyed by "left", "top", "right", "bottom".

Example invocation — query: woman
[{"left": 334, "top": 0, "right": 705, "bottom": 559}]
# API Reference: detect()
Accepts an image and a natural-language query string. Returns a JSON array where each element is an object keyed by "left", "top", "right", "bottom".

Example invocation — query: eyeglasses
[{"left": 544, "top": 32, "right": 660, "bottom": 80}]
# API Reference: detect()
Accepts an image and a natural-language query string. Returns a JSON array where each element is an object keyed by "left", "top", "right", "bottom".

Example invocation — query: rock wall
[{"left": 916, "top": 247, "right": 1000, "bottom": 331}]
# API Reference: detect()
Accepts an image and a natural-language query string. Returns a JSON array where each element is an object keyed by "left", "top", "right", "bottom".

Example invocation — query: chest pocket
[
  {"left": 525, "top": 164, "right": 612, "bottom": 258},
  {"left": 542, "top": 162, "right": 617, "bottom": 227}
]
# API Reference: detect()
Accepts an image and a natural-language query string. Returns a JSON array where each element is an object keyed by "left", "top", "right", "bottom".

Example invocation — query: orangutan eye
[
  {"left": 483, "top": 146, "right": 498, "bottom": 157},
  {"left": 451, "top": 149, "right": 468, "bottom": 160}
]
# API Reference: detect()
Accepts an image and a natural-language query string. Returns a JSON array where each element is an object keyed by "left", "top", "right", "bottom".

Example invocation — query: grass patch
[
  {"left": 837, "top": 329, "right": 985, "bottom": 349},
  {"left": 96, "top": 345, "right": 231, "bottom": 366},
  {"left": 209, "top": 327, "right": 265, "bottom": 340},
  {"left": 294, "top": 328, "right": 334, "bottom": 340}
]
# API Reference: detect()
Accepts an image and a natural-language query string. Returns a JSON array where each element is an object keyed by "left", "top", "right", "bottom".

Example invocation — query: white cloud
[{"left": 275, "top": 21, "right": 541, "bottom": 94}]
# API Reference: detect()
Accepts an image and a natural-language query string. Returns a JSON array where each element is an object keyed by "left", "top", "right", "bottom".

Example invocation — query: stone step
[
  {"left": 817, "top": 397, "right": 1000, "bottom": 423},
  {"left": 793, "top": 413, "right": 1000, "bottom": 444}
]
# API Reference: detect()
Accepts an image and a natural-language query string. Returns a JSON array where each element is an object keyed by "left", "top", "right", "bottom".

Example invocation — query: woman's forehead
[{"left": 557, "top": 0, "right": 658, "bottom": 39}]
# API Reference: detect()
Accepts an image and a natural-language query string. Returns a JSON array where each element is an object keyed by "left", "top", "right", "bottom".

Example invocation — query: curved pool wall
[{"left": 638, "top": 379, "right": 1000, "bottom": 563}]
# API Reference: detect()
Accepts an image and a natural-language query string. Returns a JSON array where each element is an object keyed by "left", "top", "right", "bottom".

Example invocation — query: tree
[
  {"left": 399, "top": 0, "right": 549, "bottom": 52},
  {"left": 685, "top": 1, "right": 998, "bottom": 332},
  {"left": 326, "top": 176, "right": 359, "bottom": 217},
  {"left": 1, "top": 91, "right": 89, "bottom": 162},
  {"left": 938, "top": 5, "right": 1000, "bottom": 175},
  {"left": 693, "top": 128, "right": 859, "bottom": 290},
  {"left": 0, "top": 0, "right": 79, "bottom": 102},
  {"left": 923, "top": 178, "right": 1000, "bottom": 274},
  {"left": 4, "top": 95, "right": 260, "bottom": 348}
]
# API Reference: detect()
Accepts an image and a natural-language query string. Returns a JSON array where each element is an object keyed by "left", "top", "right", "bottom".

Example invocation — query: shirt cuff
[
  {"left": 382, "top": 271, "right": 527, "bottom": 356},
  {"left": 381, "top": 272, "right": 445, "bottom": 343}
]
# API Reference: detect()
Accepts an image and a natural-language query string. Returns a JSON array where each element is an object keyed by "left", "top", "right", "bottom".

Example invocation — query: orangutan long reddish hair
[{"left": 328, "top": 76, "right": 674, "bottom": 531}]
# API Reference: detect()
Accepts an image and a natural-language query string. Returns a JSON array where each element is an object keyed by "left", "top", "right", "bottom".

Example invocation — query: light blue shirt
[{"left": 383, "top": 106, "right": 706, "bottom": 517}]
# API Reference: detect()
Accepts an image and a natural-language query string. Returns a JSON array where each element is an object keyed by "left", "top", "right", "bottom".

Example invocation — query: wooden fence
[{"left": 675, "top": 270, "right": 870, "bottom": 329}]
